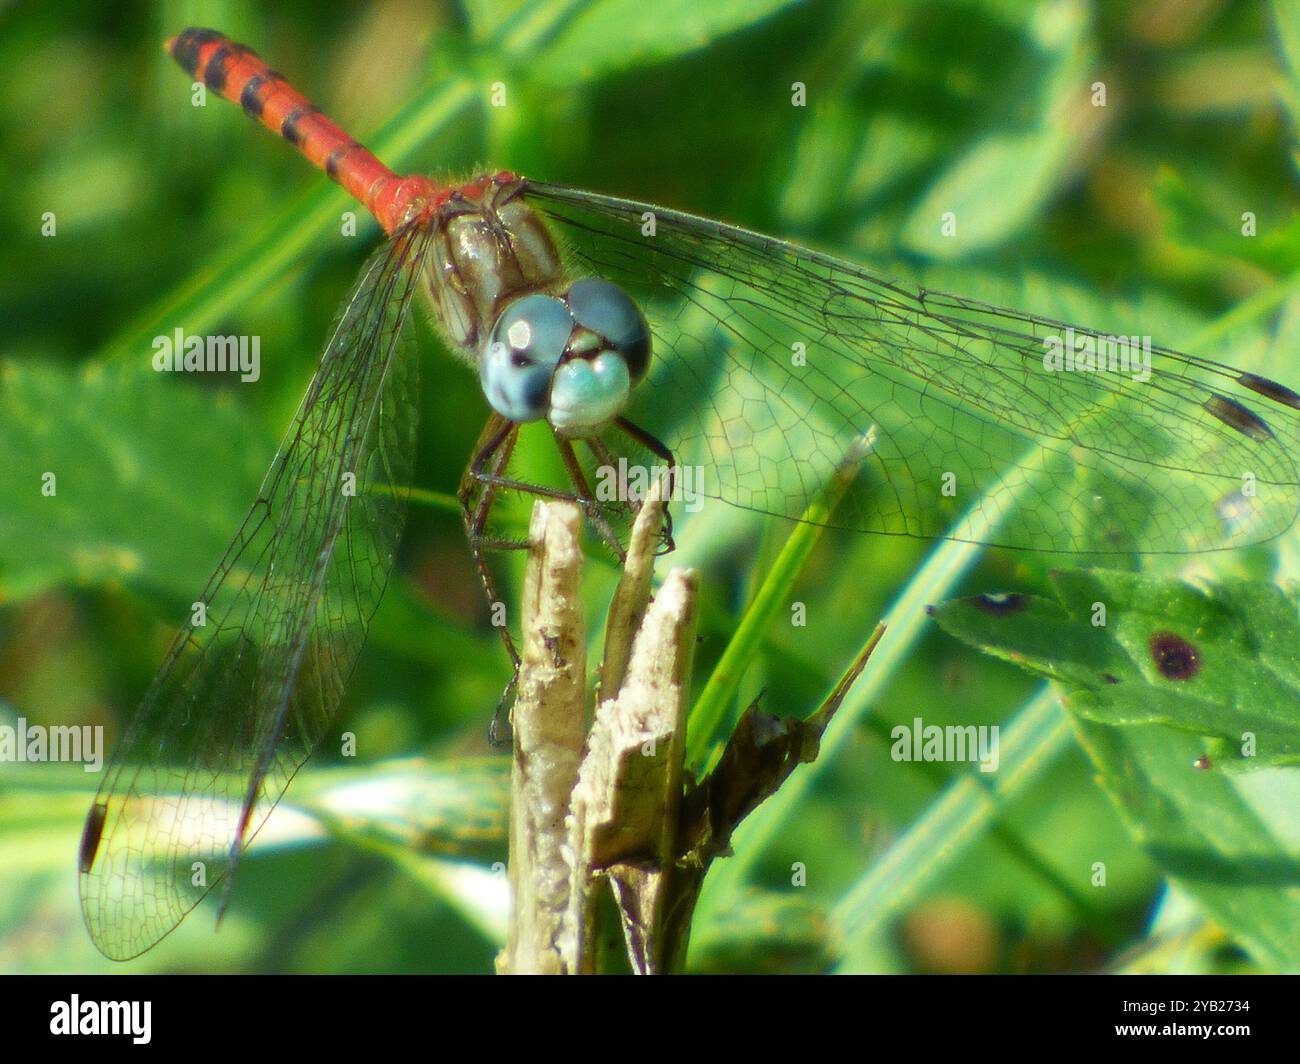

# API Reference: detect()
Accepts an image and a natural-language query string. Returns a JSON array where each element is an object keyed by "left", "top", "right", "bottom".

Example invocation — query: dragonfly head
[{"left": 480, "top": 278, "right": 651, "bottom": 435}]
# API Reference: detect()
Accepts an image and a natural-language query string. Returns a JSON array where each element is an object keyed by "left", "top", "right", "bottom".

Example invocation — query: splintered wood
[
  {"left": 496, "top": 477, "right": 872, "bottom": 975},
  {"left": 498, "top": 479, "right": 696, "bottom": 974},
  {"left": 499, "top": 501, "right": 591, "bottom": 974}
]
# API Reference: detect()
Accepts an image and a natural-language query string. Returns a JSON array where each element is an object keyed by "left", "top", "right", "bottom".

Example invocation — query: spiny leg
[
  {"left": 613, "top": 416, "right": 679, "bottom": 555},
  {"left": 581, "top": 434, "right": 644, "bottom": 554},
  {"left": 459, "top": 415, "right": 523, "bottom": 743},
  {"left": 553, "top": 433, "right": 629, "bottom": 565},
  {"left": 459, "top": 417, "right": 627, "bottom": 742},
  {"left": 470, "top": 471, "right": 601, "bottom": 508},
  {"left": 460, "top": 416, "right": 679, "bottom": 743}
]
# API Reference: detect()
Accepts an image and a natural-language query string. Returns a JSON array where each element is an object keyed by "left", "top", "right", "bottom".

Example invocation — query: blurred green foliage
[{"left": 1, "top": 0, "right": 1298, "bottom": 973}]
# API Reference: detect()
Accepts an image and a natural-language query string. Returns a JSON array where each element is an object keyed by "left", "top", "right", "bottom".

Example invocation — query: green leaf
[
  {"left": 685, "top": 436, "right": 869, "bottom": 773},
  {"left": 900, "top": 127, "right": 1074, "bottom": 258},
  {"left": 1272, "top": 0, "right": 1300, "bottom": 102},
  {"left": 0, "top": 361, "right": 268, "bottom": 602},
  {"left": 830, "top": 686, "right": 1078, "bottom": 967},
  {"left": 933, "top": 570, "right": 1300, "bottom": 769},
  {"left": 537, "top": 0, "right": 802, "bottom": 83},
  {"left": 689, "top": 889, "right": 832, "bottom": 974},
  {"left": 1075, "top": 721, "right": 1300, "bottom": 972},
  {"left": 292, "top": 756, "right": 508, "bottom": 863},
  {"left": 898, "top": 6, "right": 1092, "bottom": 259},
  {"left": 931, "top": 568, "right": 1300, "bottom": 969},
  {"left": 1155, "top": 168, "right": 1300, "bottom": 276}
]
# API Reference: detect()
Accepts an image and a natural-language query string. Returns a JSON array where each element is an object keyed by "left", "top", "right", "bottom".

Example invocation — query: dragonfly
[{"left": 79, "top": 26, "right": 1300, "bottom": 960}]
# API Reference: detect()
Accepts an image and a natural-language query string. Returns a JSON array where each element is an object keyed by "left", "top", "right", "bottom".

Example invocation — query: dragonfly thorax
[
  {"left": 422, "top": 179, "right": 652, "bottom": 435},
  {"left": 424, "top": 179, "right": 567, "bottom": 357}
]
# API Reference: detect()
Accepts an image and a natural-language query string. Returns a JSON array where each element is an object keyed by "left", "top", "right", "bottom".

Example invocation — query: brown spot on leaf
[{"left": 1149, "top": 631, "right": 1201, "bottom": 680}]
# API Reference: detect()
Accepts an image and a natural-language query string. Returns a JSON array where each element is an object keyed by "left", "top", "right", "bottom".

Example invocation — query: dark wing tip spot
[
  {"left": 78, "top": 800, "right": 109, "bottom": 875},
  {"left": 1149, "top": 631, "right": 1201, "bottom": 680},
  {"left": 1205, "top": 393, "right": 1273, "bottom": 442},
  {"left": 1239, "top": 371, "right": 1300, "bottom": 411}
]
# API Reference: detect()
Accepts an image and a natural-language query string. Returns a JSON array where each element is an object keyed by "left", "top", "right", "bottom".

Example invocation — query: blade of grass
[
  {"left": 379, "top": 483, "right": 462, "bottom": 516},
  {"left": 698, "top": 497, "right": 995, "bottom": 910},
  {"left": 685, "top": 435, "right": 871, "bottom": 773}
]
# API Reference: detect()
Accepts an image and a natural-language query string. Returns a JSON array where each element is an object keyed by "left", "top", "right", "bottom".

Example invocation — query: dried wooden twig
[
  {"left": 497, "top": 501, "right": 589, "bottom": 974},
  {"left": 498, "top": 477, "right": 692, "bottom": 974},
  {"left": 498, "top": 474, "right": 878, "bottom": 974}
]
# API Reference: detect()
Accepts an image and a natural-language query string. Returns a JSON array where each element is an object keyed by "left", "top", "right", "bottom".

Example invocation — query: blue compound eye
[
  {"left": 549, "top": 351, "right": 632, "bottom": 436},
  {"left": 566, "top": 278, "right": 652, "bottom": 383},
  {"left": 482, "top": 293, "right": 574, "bottom": 422}
]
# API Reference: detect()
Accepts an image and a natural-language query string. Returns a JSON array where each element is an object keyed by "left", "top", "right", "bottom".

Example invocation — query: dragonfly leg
[
  {"left": 458, "top": 416, "right": 627, "bottom": 742},
  {"left": 459, "top": 415, "right": 677, "bottom": 742},
  {"left": 581, "top": 434, "right": 649, "bottom": 556},
  {"left": 614, "top": 416, "right": 679, "bottom": 556},
  {"left": 459, "top": 416, "right": 525, "bottom": 744},
  {"left": 553, "top": 434, "right": 629, "bottom": 565}
]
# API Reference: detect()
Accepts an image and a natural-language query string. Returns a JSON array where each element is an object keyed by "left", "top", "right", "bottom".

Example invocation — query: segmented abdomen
[{"left": 168, "top": 27, "right": 416, "bottom": 233}]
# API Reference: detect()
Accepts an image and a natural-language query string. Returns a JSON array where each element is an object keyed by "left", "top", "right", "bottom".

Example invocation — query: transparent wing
[
  {"left": 525, "top": 181, "right": 1300, "bottom": 554},
  {"left": 79, "top": 221, "right": 431, "bottom": 960}
]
